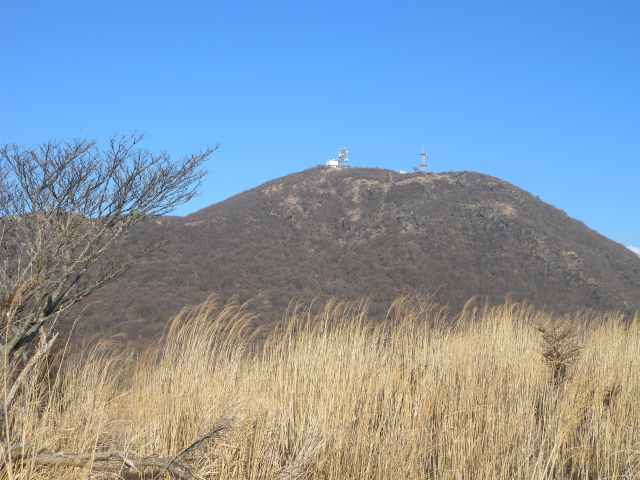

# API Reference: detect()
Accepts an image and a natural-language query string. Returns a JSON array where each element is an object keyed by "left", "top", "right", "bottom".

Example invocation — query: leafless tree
[{"left": 0, "top": 132, "right": 216, "bottom": 410}]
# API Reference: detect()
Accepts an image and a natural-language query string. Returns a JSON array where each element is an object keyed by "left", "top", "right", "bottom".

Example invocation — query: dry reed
[{"left": 1, "top": 296, "right": 638, "bottom": 479}]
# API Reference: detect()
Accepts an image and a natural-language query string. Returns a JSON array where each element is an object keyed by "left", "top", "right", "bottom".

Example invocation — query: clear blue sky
[{"left": 1, "top": 0, "right": 639, "bottom": 248}]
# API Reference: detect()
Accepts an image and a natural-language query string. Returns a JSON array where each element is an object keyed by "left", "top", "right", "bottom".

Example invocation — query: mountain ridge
[{"left": 78, "top": 167, "right": 640, "bottom": 347}]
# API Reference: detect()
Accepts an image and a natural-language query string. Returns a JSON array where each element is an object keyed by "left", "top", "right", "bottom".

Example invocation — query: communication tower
[
  {"left": 411, "top": 147, "right": 428, "bottom": 173},
  {"left": 338, "top": 148, "right": 349, "bottom": 167},
  {"left": 419, "top": 146, "right": 427, "bottom": 173}
]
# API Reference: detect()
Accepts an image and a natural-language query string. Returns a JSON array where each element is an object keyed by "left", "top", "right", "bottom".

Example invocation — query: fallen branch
[
  {"left": 11, "top": 449, "right": 193, "bottom": 480},
  {"left": 164, "top": 415, "right": 231, "bottom": 476},
  {"left": 6, "top": 416, "right": 232, "bottom": 479},
  {"left": 10, "top": 450, "right": 192, "bottom": 479}
]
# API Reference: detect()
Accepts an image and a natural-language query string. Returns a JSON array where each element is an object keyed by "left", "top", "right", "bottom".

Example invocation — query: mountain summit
[{"left": 83, "top": 167, "right": 640, "bottom": 345}]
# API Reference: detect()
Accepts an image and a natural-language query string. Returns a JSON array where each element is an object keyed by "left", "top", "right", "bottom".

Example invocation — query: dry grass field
[{"left": 2, "top": 296, "right": 639, "bottom": 479}]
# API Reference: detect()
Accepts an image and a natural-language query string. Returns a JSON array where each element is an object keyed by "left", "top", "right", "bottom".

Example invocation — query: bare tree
[{"left": 0, "top": 132, "right": 216, "bottom": 396}]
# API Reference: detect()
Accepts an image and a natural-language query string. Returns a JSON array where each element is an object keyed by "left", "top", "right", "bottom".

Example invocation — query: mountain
[{"left": 77, "top": 167, "right": 640, "bottom": 347}]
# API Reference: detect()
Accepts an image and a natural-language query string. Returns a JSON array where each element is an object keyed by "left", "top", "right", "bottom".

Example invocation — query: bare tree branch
[
  {"left": 0, "top": 132, "right": 216, "bottom": 408},
  {"left": 0, "top": 330, "right": 58, "bottom": 423}
]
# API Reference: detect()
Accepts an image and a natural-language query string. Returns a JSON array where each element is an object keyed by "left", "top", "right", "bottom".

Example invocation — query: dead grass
[{"left": 2, "top": 296, "right": 639, "bottom": 479}]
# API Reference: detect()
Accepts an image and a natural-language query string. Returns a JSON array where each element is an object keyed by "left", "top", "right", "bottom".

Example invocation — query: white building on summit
[{"left": 326, "top": 159, "right": 339, "bottom": 168}]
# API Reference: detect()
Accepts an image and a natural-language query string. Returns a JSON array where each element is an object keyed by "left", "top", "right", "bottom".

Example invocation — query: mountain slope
[{"left": 79, "top": 167, "right": 640, "bottom": 346}]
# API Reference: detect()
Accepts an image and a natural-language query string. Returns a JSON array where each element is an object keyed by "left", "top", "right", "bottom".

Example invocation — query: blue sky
[{"left": 1, "top": 0, "right": 638, "bottom": 249}]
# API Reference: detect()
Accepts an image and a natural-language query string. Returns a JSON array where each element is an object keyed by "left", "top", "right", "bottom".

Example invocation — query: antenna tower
[
  {"left": 338, "top": 148, "right": 349, "bottom": 167},
  {"left": 419, "top": 146, "right": 427, "bottom": 173}
]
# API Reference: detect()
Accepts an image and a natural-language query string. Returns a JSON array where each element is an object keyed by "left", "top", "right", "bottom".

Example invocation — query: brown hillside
[{"left": 78, "top": 167, "right": 640, "bottom": 347}]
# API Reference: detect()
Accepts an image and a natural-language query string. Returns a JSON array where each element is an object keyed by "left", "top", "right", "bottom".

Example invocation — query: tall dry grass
[{"left": 2, "top": 296, "right": 639, "bottom": 479}]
